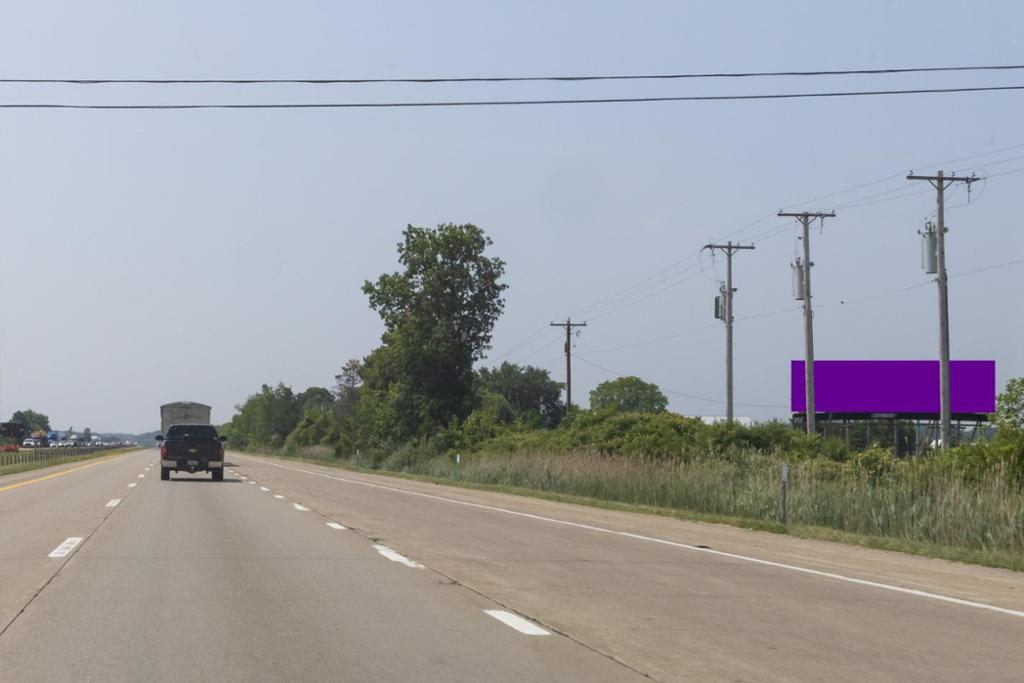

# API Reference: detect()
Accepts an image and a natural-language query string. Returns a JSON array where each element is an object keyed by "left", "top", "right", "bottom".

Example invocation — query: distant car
[{"left": 22, "top": 438, "right": 38, "bottom": 448}]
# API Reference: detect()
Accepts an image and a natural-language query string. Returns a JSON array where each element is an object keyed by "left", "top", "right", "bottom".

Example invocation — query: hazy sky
[{"left": 1, "top": 1, "right": 1021, "bottom": 433}]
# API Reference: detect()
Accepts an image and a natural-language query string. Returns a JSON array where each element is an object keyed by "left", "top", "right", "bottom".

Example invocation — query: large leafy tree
[
  {"left": 589, "top": 376, "right": 669, "bottom": 414},
  {"left": 361, "top": 223, "right": 507, "bottom": 441},
  {"left": 11, "top": 409, "right": 50, "bottom": 433},
  {"left": 476, "top": 362, "right": 565, "bottom": 427},
  {"left": 223, "top": 383, "right": 303, "bottom": 449}
]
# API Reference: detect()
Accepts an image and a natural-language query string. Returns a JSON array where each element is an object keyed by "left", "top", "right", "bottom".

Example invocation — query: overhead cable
[{"left": 3, "top": 85, "right": 1024, "bottom": 109}]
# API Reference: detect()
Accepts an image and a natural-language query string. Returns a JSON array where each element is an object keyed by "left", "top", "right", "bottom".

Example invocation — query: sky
[{"left": 0, "top": 1, "right": 1021, "bottom": 433}]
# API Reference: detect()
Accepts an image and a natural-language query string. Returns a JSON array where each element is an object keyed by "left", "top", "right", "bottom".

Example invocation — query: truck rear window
[{"left": 166, "top": 425, "right": 219, "bottom": 439}]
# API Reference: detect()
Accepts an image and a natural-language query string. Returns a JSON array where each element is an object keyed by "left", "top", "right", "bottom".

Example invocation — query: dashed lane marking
[
  {"left": 292, "top": 503, "right": 310, "bottom": 512},
  {"left": 137, "top": 474, "right": 145, "bottom": 478},
  {"left": 48, "top": 537, "right": 83, "bottom": 558},
  {"left": 259, "top": 486, "right": 270, "bottom": 492},
  {"left": 105, "top": 499, "right": 121, "bottom": 507},
  {"left": 373, "top": 544, "right": 423, "bottom": 569},
  {"left": 274, "top": 494, "right": 285, "bottom": 499},
  {"left": 128, "top": 482, "right": 137, "bottom": 488},
  {"left": 326, "top": 522, "right": 346, "bottom": 530},
  {"left": 484, "top": 610, "right": 550, "bottom": 635},
  {"left": 255, "top": 458, "right": 1024, "bottom": 621}
]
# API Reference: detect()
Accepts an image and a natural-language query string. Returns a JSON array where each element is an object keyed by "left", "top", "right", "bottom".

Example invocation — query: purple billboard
[{"left": 791, "top": 360, "right": 996, "bottom": 415}]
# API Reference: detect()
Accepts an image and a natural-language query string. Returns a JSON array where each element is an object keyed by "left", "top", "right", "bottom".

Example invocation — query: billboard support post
[{"left": 778, "top": 210, "right": 836, "bottom": 435}]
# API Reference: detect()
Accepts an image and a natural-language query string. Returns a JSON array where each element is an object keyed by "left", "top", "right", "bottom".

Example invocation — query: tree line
[{"left": 222, "top": 223, "right": 671, "bottom": 457}]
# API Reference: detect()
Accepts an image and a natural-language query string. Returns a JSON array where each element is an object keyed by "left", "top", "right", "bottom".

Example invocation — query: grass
[
  {"left": 248, "top": 445, "right": 1024, "bottom": 572},
  {"left": 0, "top": 447, "right": 140, "bottom": 478}
]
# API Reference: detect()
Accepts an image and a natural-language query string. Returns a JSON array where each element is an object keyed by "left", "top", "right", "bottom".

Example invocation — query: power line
[
  {"left": 570, "top": 249, "right": 703, "bottom": 318},
  {"left": 582, "top": 261, "right": 705, "bottom": 316},
  {"left": 6, "top": 64, "right": 1024, "bottom": 86},
  {"left": 3, "top": 85, "right": 1024, "bottom": 110},
  {"left": 486, "top": 324, "right": 550, "bottom": 364},
  {"left": 586, "top": 268, "right": 706, "bottom": 322},
  {"left": 572, "top": 354, "right": 787, "bottom": 409}
]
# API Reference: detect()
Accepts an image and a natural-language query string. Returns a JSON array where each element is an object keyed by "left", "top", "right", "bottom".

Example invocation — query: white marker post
[{"left": 781, "top": 462, "right": 790, "bottom": 526}]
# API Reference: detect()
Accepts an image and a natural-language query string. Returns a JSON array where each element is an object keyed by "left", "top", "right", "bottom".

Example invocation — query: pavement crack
[{"left": 0, "top": 458, "right": 145, "bottom": 639}]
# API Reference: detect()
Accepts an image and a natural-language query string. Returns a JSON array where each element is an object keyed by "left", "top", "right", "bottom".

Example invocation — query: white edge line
[
  {"left": 254, "top": 459, "right": 1024, "bottom": 620},
  {"left": 326, "top": 522, "right": 346, "bottom": 530},
  {"left": 48, "top": 537, "right": 83, "bottom": 558},
  {"left": 373, "top": 544, "right": 423, "bottom": 569},
  {"left": 484, "top": 609, "right": 550, "bottom": 635}
]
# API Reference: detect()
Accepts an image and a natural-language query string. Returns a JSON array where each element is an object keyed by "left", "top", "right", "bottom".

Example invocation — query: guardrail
[{"left": 0, "top": 446, "right": 131, "bottom": 468}]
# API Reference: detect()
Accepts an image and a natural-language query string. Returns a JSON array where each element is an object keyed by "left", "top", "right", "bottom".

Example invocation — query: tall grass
[{"left": 391, "top": 449, "right": 1024, "bottom": 557}]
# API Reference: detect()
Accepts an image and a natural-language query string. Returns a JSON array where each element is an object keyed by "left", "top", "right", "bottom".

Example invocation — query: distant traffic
[{"left": 21, "top": 433, "right": 136, "bottom": 450}]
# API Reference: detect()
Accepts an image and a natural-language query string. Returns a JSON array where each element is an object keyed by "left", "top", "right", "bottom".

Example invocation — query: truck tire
[
  {"left": 211, "top": 468, "right": 224, "bottom": 482},
  {"left": 160, "top": 467, "right": 170, "bottom": 481}
]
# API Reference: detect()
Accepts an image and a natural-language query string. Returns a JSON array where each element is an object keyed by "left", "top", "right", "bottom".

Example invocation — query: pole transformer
[
  {"left": 777, "top": 210, "right": 836, "bottom": 435},
  {"left": 703, "top": 241, "right": 755, "bottom": 422},
  {"left": 906, "top": 170, "right": 980, "bottom": 453},
  {"left": 550, "top": 318, "right": 587, "bottom": 410}
]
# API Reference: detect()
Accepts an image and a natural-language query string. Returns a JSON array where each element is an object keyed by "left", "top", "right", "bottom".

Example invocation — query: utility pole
[
  {"left": 777, "top": 210, "right": 836, "bottom": 435},
  {"left": 703, "top": 241, "right": 755, "bottom": 422},
  {"left": 550, "top": 318, "right": 587, "bottom": 410},
  {"left": 906, "top": 170, "right": 980, "bottom": 453}
]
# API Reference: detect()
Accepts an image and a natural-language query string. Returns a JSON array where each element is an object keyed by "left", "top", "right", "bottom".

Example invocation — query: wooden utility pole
[
  {"left": 703, "top": 241, "right": 755, "bottom": 422},
  {"left": 777, "top": 210, "right": 836, "bottom": 435},
  {"left": 550, "top": 318, "right": 587, "bottom": 410},
  {"left": 906, "top": 170, "right": 980, "bottom": 453}
]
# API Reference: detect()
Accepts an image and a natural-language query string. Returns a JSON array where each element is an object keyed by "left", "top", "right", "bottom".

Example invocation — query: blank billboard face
[{"left": 790, "top": 360, "right": 996, "bottom": 414}]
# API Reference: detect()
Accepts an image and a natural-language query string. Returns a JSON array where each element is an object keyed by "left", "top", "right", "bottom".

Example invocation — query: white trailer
[{"left": 160, "top": 402, "right": 212, "bottom": 435}]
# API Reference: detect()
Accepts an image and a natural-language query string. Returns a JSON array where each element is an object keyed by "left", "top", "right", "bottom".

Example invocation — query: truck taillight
[{"left": 160, "top": 443, "right": 168, "bottom": 457}]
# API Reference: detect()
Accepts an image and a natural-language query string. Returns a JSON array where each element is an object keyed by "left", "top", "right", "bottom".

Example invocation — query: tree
[
  {"left": 333, "top": 359, "right": 363, "bottom": 418},
  {"left": 476, "top": 362, "right": 565, "bottom": 427},
  {"left": 996, "top": 377, "right": 1024, "bottom": 431},
  {"left": 11, "top": 409, "right": 50, "bottom": 433},
  {"left": 361, "top": 223, "right": 507, "bottom": 441},
  {"left": 589, "top": 376, "right": 669, "bottom": 414},
  {"left": 223, "top": 383, "right": 302, "bottom": 449}
]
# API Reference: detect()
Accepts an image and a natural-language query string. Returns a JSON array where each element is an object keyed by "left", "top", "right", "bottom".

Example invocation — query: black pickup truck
[{"left": 157, "top": 424, "right": 227, "bottom": 481}]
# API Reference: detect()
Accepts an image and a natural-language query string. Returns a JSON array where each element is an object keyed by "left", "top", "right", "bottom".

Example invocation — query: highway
[{"left": 1, "top": 449, "right": 1022, "bottom": 682}]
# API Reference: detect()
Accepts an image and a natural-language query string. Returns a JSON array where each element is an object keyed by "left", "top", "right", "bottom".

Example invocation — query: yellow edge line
[{"left": 0, "top": 452, "right": 130, "bottom": 493}]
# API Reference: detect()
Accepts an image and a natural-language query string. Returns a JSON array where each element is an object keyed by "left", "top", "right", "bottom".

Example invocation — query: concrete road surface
[{"left": 1, "top": 449, "right": 1022, "bottom": 682}]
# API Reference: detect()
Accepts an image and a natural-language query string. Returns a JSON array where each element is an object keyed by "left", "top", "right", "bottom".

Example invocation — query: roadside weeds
[{"left": 242, "top": 451, "right": 1024, "bottom": 573}]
